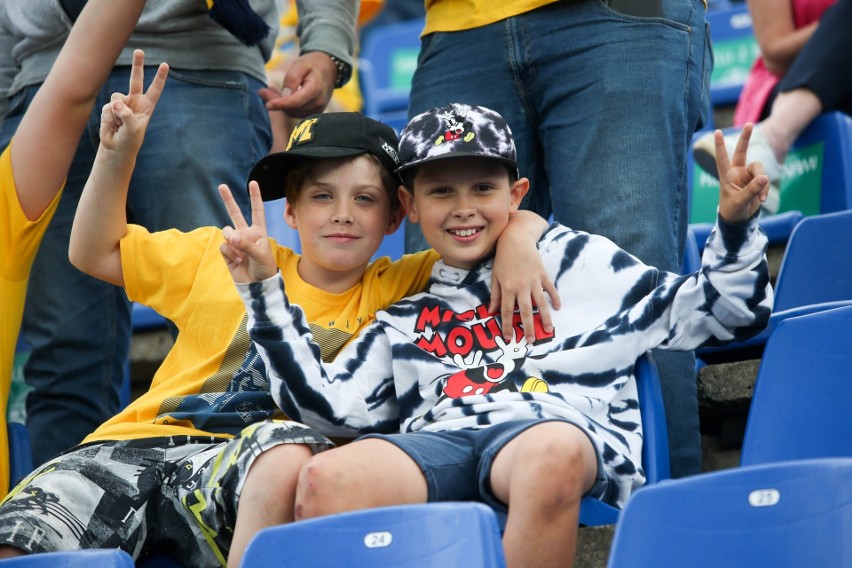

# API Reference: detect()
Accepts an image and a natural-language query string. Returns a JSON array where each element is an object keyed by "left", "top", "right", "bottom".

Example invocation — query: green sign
[
  {"left": 390, "top": 48, "right": 419, "bottom": 90},
  {"left": 710, "top": 37, "right": 760, "bottom": 87},
  {"left": 690, "top": 141, "right": 825, "bottom": 223}
]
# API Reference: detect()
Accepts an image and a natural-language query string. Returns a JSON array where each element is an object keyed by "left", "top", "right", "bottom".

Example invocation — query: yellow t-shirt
[
  {"left": 0, "top": 144, "right": 62, "bottom": 494},
  {"left": 423, "top": 0, "right": 557, "bottom": 34},
  {"left": 85, "top": 225, "right": 438, "bottom": 442}
]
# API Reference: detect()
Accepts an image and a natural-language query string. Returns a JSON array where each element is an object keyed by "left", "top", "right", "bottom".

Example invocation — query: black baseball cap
[
  {"left": 396, "top": 103, "right": 519, "bottom": 178},
  {"left": 248, "top": 112, "right": 401, "bottom": 201}
]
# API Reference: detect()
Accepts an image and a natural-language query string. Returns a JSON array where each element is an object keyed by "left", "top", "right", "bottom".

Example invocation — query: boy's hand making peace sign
[
  {"left": 219, "top": 181, "right": 278, "bottom": 284},
  {"left": 714, "top": 123, "right": 773, "bottom": 224}
]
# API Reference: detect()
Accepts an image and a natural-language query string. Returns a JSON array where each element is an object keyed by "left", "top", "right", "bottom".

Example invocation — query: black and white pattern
[{"left": 242, "top": 217, "right": 772, "bottom": 508}]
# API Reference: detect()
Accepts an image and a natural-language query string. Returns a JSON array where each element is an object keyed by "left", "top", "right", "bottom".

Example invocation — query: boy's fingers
[
  {"left": 731, "top": 122, "right": 754, "bottom": 167},
  {"left": 129, "top": 49, "right": 145, "bottom": 96},
  {"left": 218, "top": 184, "right": 249, "bottom": 230},
  {"left": 248, "top": 181, "right": 267, "bottom": 230},
  {"left": 144, "top": 63, "right": 170, "bottom": 106},
  {"left": 713, "top": 129, "right": 731, "bottom": 178}
]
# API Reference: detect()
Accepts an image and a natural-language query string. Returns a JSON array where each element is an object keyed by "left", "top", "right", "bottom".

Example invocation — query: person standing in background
[
  {"left": 402, "top": 0, "right": 712, "bottom": 478},
  {"left": 0, "top": 0, "right": 358, "bottom": 468}
]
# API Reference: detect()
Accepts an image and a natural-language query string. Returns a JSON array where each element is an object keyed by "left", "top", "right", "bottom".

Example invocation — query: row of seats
[{"left": 25, "top": 303, "right": 840, "bottom": 566}]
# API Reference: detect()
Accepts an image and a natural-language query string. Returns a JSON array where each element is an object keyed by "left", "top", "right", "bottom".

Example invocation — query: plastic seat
[
  {"left": 698, "top": 209, "right": 852, "bottom": 360},
  {"left": 0, "top": 549, "right": 135, "bottom": 567},
  {"left": 705, "top": 4, "right": 759, "bottom": 106},
  {"left": 577, "top": 352, "right": 670, "bottom": 526},
  {"left": 606, "top": 457, "right": 852, "bottom": 568},
  {"left": 358, "top": 18, "right": 423, "bottom": 125},
  {"left": 739, "top": 305, "right": 852, "bottom": 467},
  {"left": 7, "top": 421, "right": 33, "bottom": 492},
  {"left": 242, "top": 502, "right": 506, "bottom": 568}
]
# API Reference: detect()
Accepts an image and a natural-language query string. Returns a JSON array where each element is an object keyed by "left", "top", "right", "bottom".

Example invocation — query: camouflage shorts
[{"left": 0, "top": 420, "right": 331, "bottom": 567}]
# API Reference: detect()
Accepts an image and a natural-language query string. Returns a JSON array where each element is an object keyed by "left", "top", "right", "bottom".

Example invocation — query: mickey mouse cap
[{"left": 396, "top": 103, "right": 518, "bottom": 177}]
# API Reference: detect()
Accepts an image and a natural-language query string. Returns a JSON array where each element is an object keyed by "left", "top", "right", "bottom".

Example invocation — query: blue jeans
[
  {"left": 406, "top": 0, "right": 712, "bottom": 477},
  {"left": 0, "top": 67, "right": 271, "bottom": 466}
]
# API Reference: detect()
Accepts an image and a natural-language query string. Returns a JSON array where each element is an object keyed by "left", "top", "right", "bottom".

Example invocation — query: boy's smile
[
  {"left": 286, "top": 155, "right": 402, "bottom": 292},
  {"left": 402, "top": 157, "right": 528, "bottom": 271}
]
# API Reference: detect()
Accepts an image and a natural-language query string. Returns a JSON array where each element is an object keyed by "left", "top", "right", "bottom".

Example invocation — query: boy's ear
[
  {"left": 385, "top": 199, "right": 408, "bottom": 235},
  {"left": 284, "top": 198, "right": 298, "bottom": 230},
  {"left": 398, "top": 185, "right": 419, "bottom": 224},
  {"left": 510, "top": 177, "right": 530, "bottom": 212}
]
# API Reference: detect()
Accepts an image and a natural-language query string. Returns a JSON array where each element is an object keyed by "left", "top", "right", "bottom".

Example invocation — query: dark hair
[{"left": 284, "top": 153, "right": 401, "bottom": 213}]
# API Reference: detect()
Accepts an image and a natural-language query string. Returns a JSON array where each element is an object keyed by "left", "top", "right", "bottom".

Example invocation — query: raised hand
[
  {"left": 99, "top": 49, "right": 169, "bottom": 154},
  {"left": 219, "top": 181, "right": 278, "bottom": 283},
  {"left": 714, "top": 123, "right": 772, "bottom": 223}
]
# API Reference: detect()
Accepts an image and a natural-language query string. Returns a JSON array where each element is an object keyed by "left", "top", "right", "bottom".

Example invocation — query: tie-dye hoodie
[{"left": 239, "top": 216, "right": 773, "bottom": 507}]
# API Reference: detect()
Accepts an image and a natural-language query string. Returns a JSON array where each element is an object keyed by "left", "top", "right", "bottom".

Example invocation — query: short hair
[{"left": 284, "top": 153, "right": 401, "bottom": 213}]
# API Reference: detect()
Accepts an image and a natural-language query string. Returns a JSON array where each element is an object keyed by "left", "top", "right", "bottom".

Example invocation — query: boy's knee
[
  {"left": 294, "top": 451, "right": 355, "bottom": 520},
  {"left": 514, "top": 430, "right": 594, "bottom": 506}
]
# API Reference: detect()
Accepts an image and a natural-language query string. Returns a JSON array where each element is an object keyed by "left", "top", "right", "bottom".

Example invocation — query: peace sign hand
[
  {"left": 714, "top": 123, "right": 772, "bottom": 223},
  {"left": 99, "top": 49, "right": 169, "bottom": 155},
  {"left": 219, "top": 181, "right": 278, "bottom": 284}
]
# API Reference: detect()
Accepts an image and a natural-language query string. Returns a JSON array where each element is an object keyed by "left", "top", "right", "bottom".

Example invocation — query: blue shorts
[{"left": 362, "top": 419, "right": 604, "bottom": 514}]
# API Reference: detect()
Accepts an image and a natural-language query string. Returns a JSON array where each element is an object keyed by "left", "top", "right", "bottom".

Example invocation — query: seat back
[
  {"left": 705, "top": 4, "right": 758, "bottom": 106},
  {"left": 740, "top": 306, "right": 852, "bottom": 466},
  {"left": 0, "top": 549, "right": 135, "bottom": 567},
  {"left": 242, "top": 502, "right": 506, "bottom": 567},
  {"left": 578, "top": 352, "right": 669, "bottom": 526},
  {"left": 7, "top": 421, "right": 33, "bottom": 492},
  {"left": 772, "top": 209, "right": 852, "bottom": 312},
  {"left": 607, "top": 458, "right": 852, "bottom": 568},
  {"left": 358, "top": 19, "right": 423, "bottom": 120}
]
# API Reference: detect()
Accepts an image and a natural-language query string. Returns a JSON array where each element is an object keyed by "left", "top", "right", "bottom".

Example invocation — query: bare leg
[
  {"left": 227, "top": 443, "right": 314, "bottom": 567},
  {"left": 489, "top": 422, "right": 598, "bottom": 568},
  {"left": 0, "top": 546, "right": 27, "bottom": 559},
  {"left": 295, "top": 438, "right": 427, "bottom": 519},
  {"left": 760, "top": 87, "right": 824, "bottom": 162}
]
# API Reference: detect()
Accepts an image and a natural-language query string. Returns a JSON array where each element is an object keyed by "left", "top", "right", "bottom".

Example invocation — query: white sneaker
[{"left": 692, "top": 125, "right": 783, "bottom": 215}]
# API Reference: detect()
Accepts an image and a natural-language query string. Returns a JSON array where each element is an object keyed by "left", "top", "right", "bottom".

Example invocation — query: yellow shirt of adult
[{"left": 0, "top": 144, "right": 62, "bottom": 494}]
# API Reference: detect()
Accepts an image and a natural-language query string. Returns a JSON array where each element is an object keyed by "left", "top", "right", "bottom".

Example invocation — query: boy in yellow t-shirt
[
  {"left": 0, "top": 57, "right": 554, "bottom": 564},
  {"left": 0, "top": 0, "right": 148, "bottom": 497}
]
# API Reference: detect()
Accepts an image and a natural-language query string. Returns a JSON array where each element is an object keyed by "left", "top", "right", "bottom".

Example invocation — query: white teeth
[{"left": 451, "top": 228, "right": 479, "bottom": 237}]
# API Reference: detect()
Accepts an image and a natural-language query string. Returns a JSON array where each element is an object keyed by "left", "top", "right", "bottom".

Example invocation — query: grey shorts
[{"left": 0, "top": 420, "right": 331, "bottom": 567}]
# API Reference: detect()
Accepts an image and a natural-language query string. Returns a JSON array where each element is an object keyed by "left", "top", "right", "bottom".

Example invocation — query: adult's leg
[
  {"left": 0, "top": 86, "right": 132, "bottom": 466},
  {"left": 523, "top": 0, "right": 709, "bottom": 478},
  {"left": 295, "top": 438, "right": 428, "bottom": 519},
  {"left": 760, "top": 0, "right": 852, "bottom": 158},
  {"left": 489, "top": 421, "right": 597, "bottom": 568}
]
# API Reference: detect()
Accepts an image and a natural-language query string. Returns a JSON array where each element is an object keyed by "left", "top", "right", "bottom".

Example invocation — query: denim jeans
[
  {"left": 405, "top": 0, "right": 712, "bottom": 477},
  {"left": 0, "top": 66, "right": 271, "bottom": 466}
]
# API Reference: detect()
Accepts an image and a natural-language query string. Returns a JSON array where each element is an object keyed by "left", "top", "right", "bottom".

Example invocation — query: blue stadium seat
[
  {"left": 358, "top": 19, "right": 423, "bottom": 128},
  {"left": 576, "top": 352, "right": 670, "bottom": 526},
  {"left": 242, "top": 502, "right": 506, "bottom": 568},
  {"left": 606, "top": 457, "right": 852, "bottom": 568},
  {"left": 0, "top": 550, "right": 135, "bottom": 567},
  {"left": 7, "top": 421, "right": 32, "bottom": 492},
  {"left": 705, "top": 4, "right": 758, "bottom": 107},
  {"left": 698, "top": 209, "right": 852, "bottom": 360},
  {"left": 739, "top": 305, "right": 852, "bottom": 467}
]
